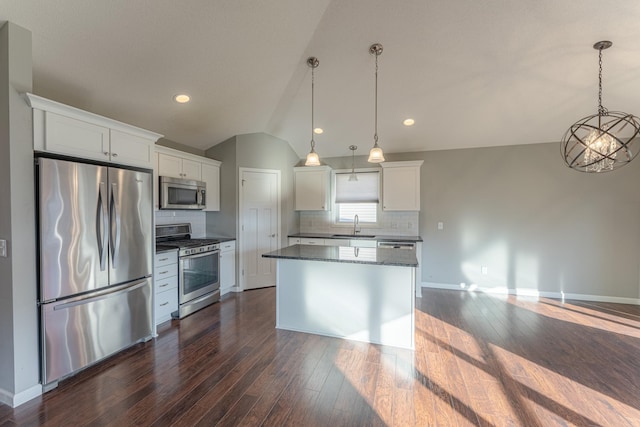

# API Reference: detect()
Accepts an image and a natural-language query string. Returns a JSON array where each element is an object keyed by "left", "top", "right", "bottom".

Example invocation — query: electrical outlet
[
  {"left": 437, "top": 221, "right": 444, "bottom": 230},
  {"left": 481, "top": 266, "right": 488, "bottom": 275},
  {"left": 391, "top": 222, "right": 398, "bottom": 229},
  {"left": 408, "top": 222, "right": 413, "bottom": 229},
  {"left": 0, "top": 239, "right": 6, "bottom": 258}
]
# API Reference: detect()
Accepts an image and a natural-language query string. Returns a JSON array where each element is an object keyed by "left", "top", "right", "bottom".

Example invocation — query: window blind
[{"left": 334, "top": 171, "right": 380, "bottom": 203}]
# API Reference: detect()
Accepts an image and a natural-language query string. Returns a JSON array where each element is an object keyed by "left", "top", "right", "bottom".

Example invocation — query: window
[
  {"left": 337, "top": 202, "right": 377, "bottom": 223},
  {"left": 334, "top": 171, "right": 379, "bottom": 224}
]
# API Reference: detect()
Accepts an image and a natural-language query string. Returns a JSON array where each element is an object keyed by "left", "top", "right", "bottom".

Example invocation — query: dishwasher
[{"left": 377, "top": 241, "right": 416, "bottom": 250}]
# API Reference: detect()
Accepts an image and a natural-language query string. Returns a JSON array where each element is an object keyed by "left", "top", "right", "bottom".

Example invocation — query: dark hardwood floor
[{"left": 2, "top": 287, "right": 640, "bottom": 426}]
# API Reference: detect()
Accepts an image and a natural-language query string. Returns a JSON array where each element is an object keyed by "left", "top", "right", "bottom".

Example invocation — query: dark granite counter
[
  {"left": 155, "top": 245, "right": 178, "bottom": 254},
  {"left": 262, "top": 244, "right": 417, "bottom": 267},
  {"left": 206, "top": 236, "right": 236, "bottom": 243},
  {"left": 288, "top": 232, "right": 422, "bottom": 243}
]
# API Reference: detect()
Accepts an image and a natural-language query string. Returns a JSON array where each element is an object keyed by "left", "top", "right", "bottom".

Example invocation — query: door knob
[{"left": 270, "top": 234, "right": 276, "bottom": 237}]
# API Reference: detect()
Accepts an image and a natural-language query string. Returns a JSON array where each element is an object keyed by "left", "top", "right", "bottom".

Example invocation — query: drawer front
[
  {"left": 288, "top": 238, "right": 301, "bottom": 245},
  {"left": 155, "top": 276, "right": 178, "bottom": 294},
  {"left": 300, "top": 238, "right": 324, "bottom": 245},
  {"left": 155, "top": 251, "right": 177, "bottom": 267},
  {"left": 154, "top": 263, "right": 178, "bottom": 281},
  {"left": 221, "top": 241, "right": 236, "bottom": 252},
  {"left": 155, "top": 288, "right": 178, "bottom": 324}
]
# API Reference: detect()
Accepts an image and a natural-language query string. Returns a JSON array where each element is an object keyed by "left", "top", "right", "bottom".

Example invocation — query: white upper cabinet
[
  {"left": 381, "top": 161, "right": 423, "bottom": 211},
  {"left": 294, "top": 166, "right": 331, "bottom": 211},
  {"left": 157, "top": 153, "right": 202, "bottom": 180},
  {"left": 154, "top": 146, "right": 221, "bottom": 211},
  {"left": 26, "top": 93, "right": 162, "bottom": 168}
]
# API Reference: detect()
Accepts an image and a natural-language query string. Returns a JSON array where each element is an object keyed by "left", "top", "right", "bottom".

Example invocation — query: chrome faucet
[{"left": 353, "top": 214, "right": 359, "bottom": 235}]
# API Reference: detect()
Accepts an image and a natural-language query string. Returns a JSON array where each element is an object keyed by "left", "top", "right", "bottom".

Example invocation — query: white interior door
[{"left": 239, "top": 168, "right": 280, "bottom": 290}]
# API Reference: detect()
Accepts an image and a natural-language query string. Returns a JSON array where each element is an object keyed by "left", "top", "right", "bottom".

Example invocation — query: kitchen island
[{"left": 262, "top": 244, "right": 418, "bottom": 349}]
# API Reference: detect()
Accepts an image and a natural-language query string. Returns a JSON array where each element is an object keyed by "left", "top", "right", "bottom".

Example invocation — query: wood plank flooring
[{"left": 2, "top": 287, "right": 640, "bottom": 426}]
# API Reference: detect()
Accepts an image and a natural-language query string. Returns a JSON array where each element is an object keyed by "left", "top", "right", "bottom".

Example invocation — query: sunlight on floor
[{"left": 505, "top": 296, "right": 640, "bottom": 339}]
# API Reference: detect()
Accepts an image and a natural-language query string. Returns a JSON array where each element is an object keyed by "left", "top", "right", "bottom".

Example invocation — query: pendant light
[
  {"left": 368, "top": 43, "right": 385, "bottom": 163},
  {"left": 305, "top": 57, "right": 321, "bottom": 166},
  {"left": 561, "top": 41, "right": 640, "bottom": 172},
  {"left": 348, "top": 145, "right": 358, "bottom": 181}
]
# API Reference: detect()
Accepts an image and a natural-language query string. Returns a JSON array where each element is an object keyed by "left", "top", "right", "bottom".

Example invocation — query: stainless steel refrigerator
[{"left": 37, "top": 156, "right": 153, "bottom": 388}]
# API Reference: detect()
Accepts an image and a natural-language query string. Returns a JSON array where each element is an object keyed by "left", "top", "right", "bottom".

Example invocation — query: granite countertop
[
  {"left": 155, "top": 237, "right": 235, "bottom": 253},
  {"left": 155, "top": 245, "right": 178, "bottom": 254},
  {"left": 262, "top": 244, "right": 418, "bottom": 267},
  {"left": 206, "top": 236, "right": 236, "bottom": 243},
  {"left": 288, "top": 232, "right": 423, "bottom": 243}
]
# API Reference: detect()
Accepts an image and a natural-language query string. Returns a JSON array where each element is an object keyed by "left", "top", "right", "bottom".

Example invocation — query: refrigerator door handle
[
  {"left": 110, "top": 182, "right": 121, "bottom": 268},
  {"left": 97, "top": 182, "right": 108, "bottom": 271},
  {"left": 53, "top": 280, "right": 147, "bottom": 311}
]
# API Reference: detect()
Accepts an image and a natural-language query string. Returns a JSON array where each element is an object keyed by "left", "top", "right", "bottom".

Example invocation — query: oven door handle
[{"left": 181, "top": 249, "right": 219, "bottom": 261}]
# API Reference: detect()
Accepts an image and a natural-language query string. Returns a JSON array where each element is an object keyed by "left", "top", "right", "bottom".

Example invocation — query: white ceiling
[{"left": 3, "top": 0, "right": 640, "bottom": 159}]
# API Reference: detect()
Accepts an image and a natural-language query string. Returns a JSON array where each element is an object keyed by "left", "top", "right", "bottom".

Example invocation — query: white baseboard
[
  {"left": 0, "top": 384, "right": 42, "bottom": 408},
  {"left": 421, "top": 282, "right": 640, "bottom": 305}
]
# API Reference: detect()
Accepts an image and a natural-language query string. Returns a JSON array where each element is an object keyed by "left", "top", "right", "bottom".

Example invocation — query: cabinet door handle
[
  {"left": 103, "top": 151, "right": 109, "bottom": 156},
  {"left": 159, "top": 270, "right": 168, "bottom": 274},
  {"left": 158, "top": 257, "right": 168, "bottom": 262},
  {"left": 159, "top": 283, "right": 169, "bottom": 288},
  {"left": 160, "top": 302, "right": 169, "bottom": 307},
  {"left": 112, "top": 153, "right": 118, "bottom": 157}
]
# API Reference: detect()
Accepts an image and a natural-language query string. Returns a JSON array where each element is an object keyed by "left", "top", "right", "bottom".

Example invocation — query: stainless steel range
[{"left": 156, "top": 223, "right": 220, "bottom": 318}]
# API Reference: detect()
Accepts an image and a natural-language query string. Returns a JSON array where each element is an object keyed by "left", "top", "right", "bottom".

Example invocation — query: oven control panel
[{"left": 180, "top": 244, "right": 220, "bottom": 257}]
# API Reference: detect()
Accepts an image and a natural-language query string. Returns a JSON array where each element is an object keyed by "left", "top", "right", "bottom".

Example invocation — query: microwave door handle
[
  {"left": 110, "top": 183, "right": 121, "bottom": 268},
  {"left": 200, "top": 189, "right": 206, "bottom": 207}
]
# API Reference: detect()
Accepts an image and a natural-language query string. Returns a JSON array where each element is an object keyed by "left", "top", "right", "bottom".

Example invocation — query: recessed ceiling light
[
  {"left": 174, "top": 94, "right": 190, "bottom": 103},
  {"left": 403, "top": 118, "right": 415, "bottom": 126},
  {"left": 314, "top": 127, "right": 324, "bottom": 134}
]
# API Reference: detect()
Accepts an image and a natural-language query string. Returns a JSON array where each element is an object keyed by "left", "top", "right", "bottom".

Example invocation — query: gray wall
[
  {"left": 156, "top": 137, "right": 204, "bottom": 157},
  {"left": 205, "top": 133, "right": 300, "bottom": 247},
  {"left": 327, "top": 143, "right": 640, "bottom": 299},
  {"left": 0, "top": 21, "right": 39, "bottom": 401},
  {"left": 205, "top": 136, "right": 237, "bottom": 238}
]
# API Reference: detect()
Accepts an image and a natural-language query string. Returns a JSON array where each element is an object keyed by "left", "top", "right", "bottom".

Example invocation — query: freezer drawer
[{"left": 41, "top": 278, "right": 153, "bottom": 386}]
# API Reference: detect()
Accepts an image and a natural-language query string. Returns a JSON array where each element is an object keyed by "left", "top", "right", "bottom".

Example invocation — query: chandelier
[{"left": 561, "top": 41, "right": 640, "bottom": 173}]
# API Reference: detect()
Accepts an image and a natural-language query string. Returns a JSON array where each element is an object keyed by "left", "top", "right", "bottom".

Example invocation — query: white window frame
[{"left": 331, "top": 168, "right": 382, "bottom": 227}]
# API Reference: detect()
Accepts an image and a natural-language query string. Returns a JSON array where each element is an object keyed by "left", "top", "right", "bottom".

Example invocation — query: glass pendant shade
[
  {"left": 561, "top": 41, "right": 640, "bottom": 172},
  {"left": 305, "top": 149, "right": 320, "bottom": 166},
  {"left": 368, "top": 143, "right": 385, "bottom": 163}
]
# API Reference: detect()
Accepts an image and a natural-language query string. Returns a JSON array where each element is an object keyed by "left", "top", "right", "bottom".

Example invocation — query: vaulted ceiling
[{"left": 3, "top": 0, "right": 640, "bottom": 159}]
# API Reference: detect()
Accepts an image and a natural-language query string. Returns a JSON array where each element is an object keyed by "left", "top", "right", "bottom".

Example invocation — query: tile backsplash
[
  {"left": 299, "top": 210, "right": 419, "bottom": 236},
  {"left": 155, "top": 210, "right": 207, "bottom": 237}
]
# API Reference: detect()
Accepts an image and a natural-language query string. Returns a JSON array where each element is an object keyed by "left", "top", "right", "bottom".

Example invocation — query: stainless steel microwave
[{"left": 159, "top": 176, "right": 206, "bottom": 210}]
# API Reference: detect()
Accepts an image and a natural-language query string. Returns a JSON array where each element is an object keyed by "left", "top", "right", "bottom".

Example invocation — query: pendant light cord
[
  {"left": 311, "top": 64, "right": 316, "bottom": 150},
  {"left": 374, "top": 50, "right": 379, "bottom": 145}
]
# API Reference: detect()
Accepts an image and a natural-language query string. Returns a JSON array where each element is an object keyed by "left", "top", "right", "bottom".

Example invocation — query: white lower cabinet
[
  {"left": 299, "top": 238, "right": 324, "bottom": 245},
  {"left": 154, "top": 251, "right": 178, "bottom": 326},
  {"left": 220, "top": 240, "right": 236, "bottom": 295}
]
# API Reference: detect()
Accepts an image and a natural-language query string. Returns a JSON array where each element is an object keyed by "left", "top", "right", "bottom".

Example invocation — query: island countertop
[{"left": 262, "top": 244, "right": 418, "bottom": 267}]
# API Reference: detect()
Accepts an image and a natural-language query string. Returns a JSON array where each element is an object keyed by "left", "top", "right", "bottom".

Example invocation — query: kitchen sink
[{"left": 331, "top": 234, "right": 376, "bottom": 239}]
